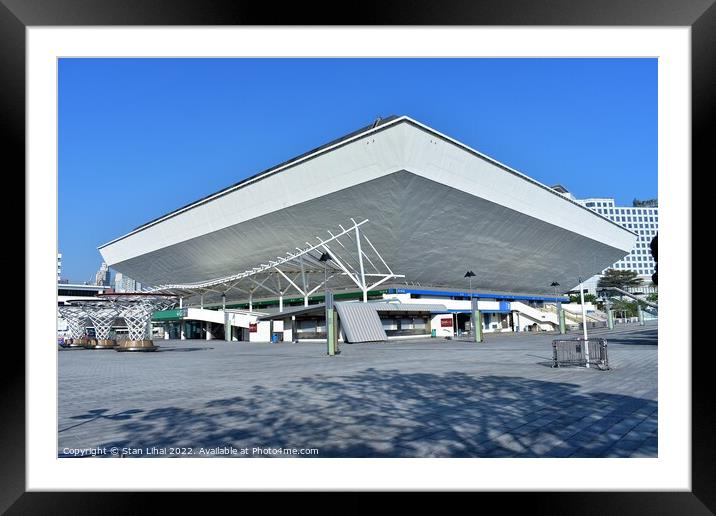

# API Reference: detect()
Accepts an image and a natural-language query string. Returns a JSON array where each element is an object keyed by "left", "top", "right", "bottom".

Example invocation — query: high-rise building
[
  {"left": 94, "top": 262, "right": 111, "bottom": 286},
  {"left": 113, "top": 271, "right": 141, "bottom": 292},
  {"left": 552, "top": 186, "right": 658, "bottom": 293}
]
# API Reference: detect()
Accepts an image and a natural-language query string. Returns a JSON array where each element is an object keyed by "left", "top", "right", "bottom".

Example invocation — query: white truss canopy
[
  {"left": 58, "top": 305, "right": 88, "bottom": 339},
  {"left": 149, "top": 219, "right": 404, "bottom": 306},
  {"left": 79, "top": 300, "right": 119, "bottom": 340},
  {"left": 66, "top": 295, "right": 178, "bottom": 341},
  {"left": 99, "top": 294, "right": 177, "bottom": 341}
]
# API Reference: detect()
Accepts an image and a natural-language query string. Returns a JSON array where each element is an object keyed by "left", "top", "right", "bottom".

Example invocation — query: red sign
[
  {"left": 440, "top": 318, "right": 453, "bottom": 328},
  {"left": 249, "top": 323, "right": 257, "bottom": 333}
]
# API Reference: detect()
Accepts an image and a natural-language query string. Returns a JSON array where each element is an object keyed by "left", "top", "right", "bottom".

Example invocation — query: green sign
[{"left": 152, "top": 309, "right": 185, "bottom": 321}]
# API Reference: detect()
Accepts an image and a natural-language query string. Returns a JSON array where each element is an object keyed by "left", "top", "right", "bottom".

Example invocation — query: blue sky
[{"left": 59, "top": 58, "right": 657, "bottom": 283}]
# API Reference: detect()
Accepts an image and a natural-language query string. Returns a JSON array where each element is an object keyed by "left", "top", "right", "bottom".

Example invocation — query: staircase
[{"left": 511, "top": 302, "right": 559, "bottom": 329}]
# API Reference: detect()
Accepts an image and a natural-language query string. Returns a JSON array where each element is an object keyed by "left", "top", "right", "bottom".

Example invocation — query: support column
[
  {"left": 164, "top": 323, "right": 170, "bottom": 340},
  {"left": 327, "top": 309, "right": 338, "bottom": 355},
  {"left": 279, "top": 295, "right": 283, "bottom": 313},
  {"left": 607, "top": 309, "right": 614, "bottom": 330},
  {"left": 471, "top": 298, "right": 483, "bottom": 343},
  {"left": 206, "top": 322, "right": 213, "bottom": 340},
  {"left": 200, "top": 294, "right": 204, "bottom": 309},
  {"left": 474, "top": 310, "right": 483, "bottom": 343},
  {"left": 637, "top": 303, "right": 645, "bottom": 326},
  {"left": 578, "top": 276, "right": 590, "bottom": 368},
  {"left": 558, "top": 302, "right": 566, "bottom": 334},
  {"left": 224, "top": 310, "right": 230, "bottom": 342},
  {"left": 180, "top": 322, "right": 186, "bottom": 340},
  {"left": 249, "top": 291, "right": 253, "bottom": 312},
  {"left": 326, "top": 291, "right": 337, "bottom": 355},
  {"left": 304, "top": 295, "right": 309, "bottom": 307}
]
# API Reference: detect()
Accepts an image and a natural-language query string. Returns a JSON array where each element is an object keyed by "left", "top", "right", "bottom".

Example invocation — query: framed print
[{"left": 4, "top": 0, "right": 711, "bottom": 511}]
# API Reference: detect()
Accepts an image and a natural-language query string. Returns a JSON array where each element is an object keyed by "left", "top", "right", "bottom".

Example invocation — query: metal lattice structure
[
  {"left": 99, "top": 294, "right": 177, "bottom": 341},
  {"left": 149, "top": 219, "right": 404, "bottom": 307},
  {"left": 58, "top": 305, "right": 88, "bottom": 340},
  {"left": 82, "top": 301, "right": 119, "bottom": 340}
]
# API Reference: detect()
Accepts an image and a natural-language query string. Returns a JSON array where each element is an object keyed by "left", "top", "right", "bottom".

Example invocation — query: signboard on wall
[
  {"left": 440, "top": 318, "right": 453, "bottom": 328},
  {"left": 249, "top": 323, "right": 257, "bottom": 333}
]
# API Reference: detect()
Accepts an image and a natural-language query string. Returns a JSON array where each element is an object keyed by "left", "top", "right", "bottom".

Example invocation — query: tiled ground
[{"left": 58, "top": 322, "right": 657, "bottom": 458}]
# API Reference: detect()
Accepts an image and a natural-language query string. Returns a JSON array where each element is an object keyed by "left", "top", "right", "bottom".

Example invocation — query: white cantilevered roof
[{"left": 99, "top": 116, "right": 636, "bottom": 298}]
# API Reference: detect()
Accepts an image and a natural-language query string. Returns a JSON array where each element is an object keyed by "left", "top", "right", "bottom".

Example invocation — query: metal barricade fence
[{"left": 552, "top": 338, "right": 609, "bottom": 370}]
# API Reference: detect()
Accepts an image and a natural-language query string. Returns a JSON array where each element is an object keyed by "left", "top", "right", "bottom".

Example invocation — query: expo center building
[{"left": 97, "top": 116, "right": 635, "bottom": 340}]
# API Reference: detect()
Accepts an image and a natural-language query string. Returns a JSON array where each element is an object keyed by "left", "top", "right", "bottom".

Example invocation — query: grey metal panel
[
  {"left": 257, "top": 304, "right": 325, "bottom": 320},
  {"left": 370, "top": 303, "right": 449, "bottom": 313},
  {"left": 334, "top": 302, "right": 387, "bottom": 343},
  {"left": 107, "top": 172, "right": 631, "bottom": 297}
]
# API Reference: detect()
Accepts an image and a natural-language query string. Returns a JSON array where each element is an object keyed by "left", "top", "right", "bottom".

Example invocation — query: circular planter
[{"left": 115, "top": 339, "right": 158, "bottom": 352}]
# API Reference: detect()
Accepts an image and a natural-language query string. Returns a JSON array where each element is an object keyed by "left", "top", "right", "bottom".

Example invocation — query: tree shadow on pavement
[{"left": 73, "top": 369, "right": 658, "bottom": 458}]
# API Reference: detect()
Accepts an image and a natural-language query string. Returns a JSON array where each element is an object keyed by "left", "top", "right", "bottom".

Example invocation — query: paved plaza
[{"left": 58, "top": 322, "right": 657, "bottom": 458}]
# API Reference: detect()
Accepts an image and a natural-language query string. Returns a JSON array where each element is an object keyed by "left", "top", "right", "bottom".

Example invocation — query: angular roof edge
[{"left": 99, "top": 115, "right": 634, "bottom": 249}]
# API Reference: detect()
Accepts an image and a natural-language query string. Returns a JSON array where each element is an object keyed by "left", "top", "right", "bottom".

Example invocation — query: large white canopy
[{"left": 99, "top": 116, "right": 635, "bottom": 300}]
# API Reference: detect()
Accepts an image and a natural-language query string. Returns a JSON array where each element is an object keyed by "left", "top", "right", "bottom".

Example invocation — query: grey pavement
[{"left": 58, "top": 321, "right": 657, "bottom": 458}]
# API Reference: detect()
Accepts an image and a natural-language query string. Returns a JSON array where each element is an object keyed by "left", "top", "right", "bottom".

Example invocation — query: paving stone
[{"left": 58, "top": 324, "right": 658, "bottom": 458}]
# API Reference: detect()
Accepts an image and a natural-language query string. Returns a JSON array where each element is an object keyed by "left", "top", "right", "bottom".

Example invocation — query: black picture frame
[{"left": 5, "top": 0, "right": 709, "bottom": 511}]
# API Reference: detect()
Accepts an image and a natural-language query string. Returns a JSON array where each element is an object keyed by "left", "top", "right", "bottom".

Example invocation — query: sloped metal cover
[
  {"left": 370, "top": 302, "right": 448, "bottom": 313},
  {"left": 335, "top": 302, "right": 387, "bottom": 343}
]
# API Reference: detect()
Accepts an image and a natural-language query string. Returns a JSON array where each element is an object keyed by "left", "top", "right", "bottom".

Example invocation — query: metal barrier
[{"left": 552, "top": 338, "right": 609, "bottom": 370}]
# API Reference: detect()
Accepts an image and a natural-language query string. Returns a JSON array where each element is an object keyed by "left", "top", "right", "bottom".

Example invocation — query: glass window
[
  {"left": 400, "top": 318, "right": 414, "bottom": 330},
  {"left": 381, "top": 318, "right": 398, "bottom": 331}
]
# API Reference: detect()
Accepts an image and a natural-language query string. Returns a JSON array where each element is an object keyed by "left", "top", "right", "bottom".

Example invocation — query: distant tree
[
  {"left": 612, "top": 299, "right": 639, "bottom": 318},
  {"left": 567, "top": 293, "right": 597, "bottom": 304},
  {"left": 598, "top": 269, "right": 643, "bottom": 290},
  {"left": 647, "top": 293, "right": 658, "bottom": 303}
]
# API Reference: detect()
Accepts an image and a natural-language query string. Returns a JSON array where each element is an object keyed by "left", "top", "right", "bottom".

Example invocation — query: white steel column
[
  {"left": 206, "top": 322, "right": 213, "bottom": 340},
  {"left": 355, "top": 223, "right": 367, "bottom": 302},
  {"left": 578, "top": 276, "right": 590, "bottom": 368},
  {"left": 279, "top": 295, "right": 284, "bottom": 312},
  {"left": 249, "top": 291, "right": 253, "bottom": 312}
]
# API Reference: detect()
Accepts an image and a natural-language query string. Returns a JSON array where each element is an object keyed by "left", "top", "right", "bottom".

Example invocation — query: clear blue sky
[{"left": 59, "top": 58, "right": 657, "bottom": 284}]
